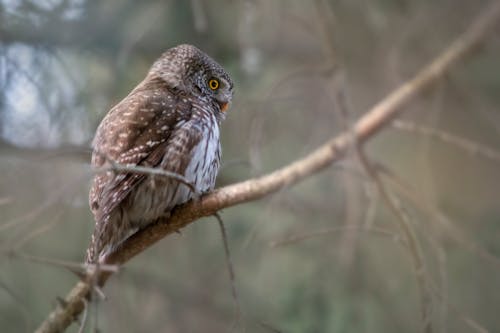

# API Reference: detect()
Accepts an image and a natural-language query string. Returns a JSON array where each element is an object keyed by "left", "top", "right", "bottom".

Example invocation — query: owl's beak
[
  {"left": 216, "top": 89, "right": 232, "bottom": 112},
  {"left": 219, "top": 102, "right": 230, "bottom": 112}
]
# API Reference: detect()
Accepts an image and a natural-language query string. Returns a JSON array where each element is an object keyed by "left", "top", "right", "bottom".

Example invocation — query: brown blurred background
[{"left": 1, "top": 0, "right": 500, "bottom": 332}]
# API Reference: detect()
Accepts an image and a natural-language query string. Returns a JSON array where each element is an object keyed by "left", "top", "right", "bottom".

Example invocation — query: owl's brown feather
[
  {"left": 86, "top": 44, "right": 233, "bottom": 263},
  {"left": 87, "top": 86, "right": 196, "bottom": 262},
  {"left": 90, "top": 82, "right": 192, "bottom": 217}
]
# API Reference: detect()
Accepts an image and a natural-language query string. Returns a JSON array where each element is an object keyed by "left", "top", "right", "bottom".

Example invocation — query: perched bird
[{"left": 86, "top": 44, "right": 234, "bottom": 263}]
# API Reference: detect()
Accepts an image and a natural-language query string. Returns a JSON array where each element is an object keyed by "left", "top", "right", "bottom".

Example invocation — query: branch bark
[{"left": 35, "top": 2, "right": 500, "bottom": 332}]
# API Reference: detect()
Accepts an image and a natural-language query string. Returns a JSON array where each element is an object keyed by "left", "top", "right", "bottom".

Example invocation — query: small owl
[{"left": 86, "top": 44, "right": 234, "bottom": 263}]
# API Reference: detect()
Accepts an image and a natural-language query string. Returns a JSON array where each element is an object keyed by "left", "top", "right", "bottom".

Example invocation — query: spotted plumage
[{"left": 86, "top": 44, "right": 234, "bottom": 263}]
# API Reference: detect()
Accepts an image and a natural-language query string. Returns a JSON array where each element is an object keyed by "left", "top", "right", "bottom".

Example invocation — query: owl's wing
[{"left": 89, "top": 85, "right": 195, "bottom": 225}]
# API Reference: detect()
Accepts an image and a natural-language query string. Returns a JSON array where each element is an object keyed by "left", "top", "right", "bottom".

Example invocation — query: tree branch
[{"left": 35, "top": 2, "right": 500, "bottom": 332}]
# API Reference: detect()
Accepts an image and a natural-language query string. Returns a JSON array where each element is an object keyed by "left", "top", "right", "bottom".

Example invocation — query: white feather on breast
[
  {"left": 169, "top": 116, "right": 220, "bottom": 207},
  {"left": 123, "top": 112, "right": 221, "bottom": 231}
]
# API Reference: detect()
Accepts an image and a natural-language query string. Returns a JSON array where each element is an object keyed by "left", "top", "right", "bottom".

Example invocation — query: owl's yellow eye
[{"left": 208, "top": 79, "right": 219, "bottom": 90}]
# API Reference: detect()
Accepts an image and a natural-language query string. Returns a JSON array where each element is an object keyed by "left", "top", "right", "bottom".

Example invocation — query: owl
[{"left": 86, "top": 44, "right": 234, "bottom": 263}]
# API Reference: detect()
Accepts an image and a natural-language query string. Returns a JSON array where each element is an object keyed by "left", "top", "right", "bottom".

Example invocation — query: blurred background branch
[
  {"left": 34, "top": 2, "right": 500, "bottom": 331},
  {"left": 2, "top": 1, "right": 500, "bottom": 333}
]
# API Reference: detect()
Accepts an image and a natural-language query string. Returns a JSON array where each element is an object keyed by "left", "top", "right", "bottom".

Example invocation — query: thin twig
[
  {"left": 377, "top": 164, "right": 500, "bottom": 270},
  {"left": 10, "top": 211, "right": 64, "bottom": 251},
  {"left": 357, "top": 148, "right": 433, "bottom": 333},
  {"left": 392, "top": 120, "right": 500, "bottom": 163},
  {"left": 0, "top": 174, "right": 84, "bottom": 234},
  {"left": 0, "top": 279, "right": 31, "bottom": 331},
  {"left": 362, "top": 181, "right": 378, "bottom": 228},
  {"left": 11, "top": 252, "right": 119, "bottom": 273},
  {"left": 94, "top": 161, "right": 198, "bottom": 194},
  {"left": 428, "top": 278, "right": 489, "bottom": 333},
  {"left": 76, "top": 299, "right": 88, "bottom": 333},
  {"left": 258, "top": 321, "right": 284, "bottom": 333},
  {"left": 214, "top": 213, "right": 242, "bottom": 329},
  {"left": 269, "top": 225, "right": 405, "bottom": 248}
]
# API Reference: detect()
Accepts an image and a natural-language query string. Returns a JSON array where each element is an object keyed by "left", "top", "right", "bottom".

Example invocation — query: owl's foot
[
  {"left": 156, "top": 211, "right": 183, "bottom": 235},
  {"left": 157, "top": 211, "right": 171, "bottom": 224},
  {"left": 190, "top": 190, "right": 202, "bottom": 202}
]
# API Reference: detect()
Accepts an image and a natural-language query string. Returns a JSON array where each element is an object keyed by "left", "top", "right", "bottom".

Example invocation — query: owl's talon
[
  {"left": 191, "top": 191, "right": 202, "bottom": 202},
  {"left": 156, "top": 211, "right": 171, "bottom": 224}
]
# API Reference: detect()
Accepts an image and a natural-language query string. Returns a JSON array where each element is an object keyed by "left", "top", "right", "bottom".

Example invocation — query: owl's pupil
[{"left": 209, "top": 79, "right": 219, "bottom": 90}]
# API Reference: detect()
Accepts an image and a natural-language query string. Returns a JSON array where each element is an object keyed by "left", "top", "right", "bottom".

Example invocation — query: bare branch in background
[
  {"left": 269, "top": 225, "right": 405, "bottom": 248},
  {"left": 10, "top": 252, "right": 119, "bottom": 274},
  {"left": 76, "top": 299, "right": 89, "bottom": 333},
  {"left": 378, "top": 164, "right": 500, "bottom": 270},
  {"left": 357, "top": 148, "right": 433, "bottom": 333},
  {"left": 94, "top": 160, "right": 198, "bottom": 194},
  {"left": 428, "top": 280, "right": 489, "bottom": 333},
  {"left": 392, "top": 120, "right": 500, "bottom": 163},
  {"left": 0, "top": 279, "right": 31, "bottom": 331},
  {"left": 214, "top": 213, "right": 242, "bottom": 330},
  {"left": 34, "top": 2, "right": 500, "bottom": 332}
]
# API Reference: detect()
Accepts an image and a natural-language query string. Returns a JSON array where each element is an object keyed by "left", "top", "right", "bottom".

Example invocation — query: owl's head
[{"left": 151, "top": 44, "right": 234, "bottom": 114}]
